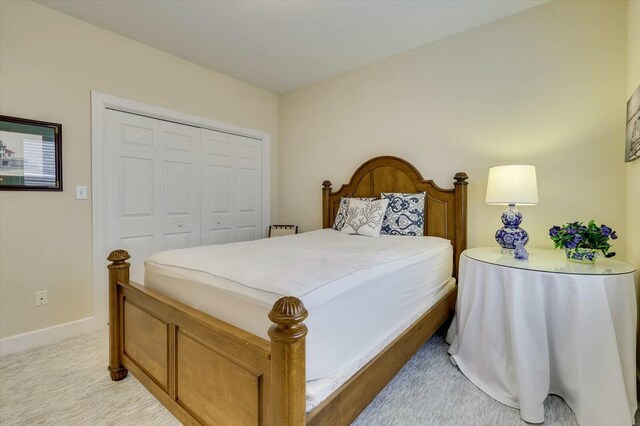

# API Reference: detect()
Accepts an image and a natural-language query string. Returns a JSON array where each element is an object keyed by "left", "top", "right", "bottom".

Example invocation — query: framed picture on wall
[
  {"left": 626, "top": 85, "right": 640, "bottom": 162},
  {"left": 0, "top": 115, "right": 62, "bottom": 191}
]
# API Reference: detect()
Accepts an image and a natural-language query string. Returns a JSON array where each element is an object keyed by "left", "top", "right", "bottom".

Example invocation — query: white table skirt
[{"left": 447, "top": 254, "right": 637, "bottom": 425}]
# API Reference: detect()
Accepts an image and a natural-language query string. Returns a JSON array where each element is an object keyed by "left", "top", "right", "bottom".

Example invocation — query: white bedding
[
  {"left": 145, "top": 229, "right": 453, "bottom": 408},
  {"left": 306, "top": 277, "right": 455, "bottom": 412}
]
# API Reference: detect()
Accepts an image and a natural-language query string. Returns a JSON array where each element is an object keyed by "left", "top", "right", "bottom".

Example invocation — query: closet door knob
[{"left": 178, "top": 223, "right": 184, "bottom": 228}]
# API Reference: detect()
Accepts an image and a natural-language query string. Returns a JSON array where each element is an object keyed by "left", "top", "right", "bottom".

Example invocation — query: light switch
[{"left": 75, "top": 185, "right": 87, "bottom": 200}]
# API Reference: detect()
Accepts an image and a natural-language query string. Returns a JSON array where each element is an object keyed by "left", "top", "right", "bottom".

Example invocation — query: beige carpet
[
  {"left": 0, "top": 329, "right": 621, "bottom": 425},
  {"left": 0, "top": 330, "right": 178, "bottom": 426}
]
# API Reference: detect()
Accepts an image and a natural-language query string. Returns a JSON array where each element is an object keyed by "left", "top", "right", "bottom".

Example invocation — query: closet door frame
[{"left": 91, "top": 92, "right": 271, "bottom": 329}]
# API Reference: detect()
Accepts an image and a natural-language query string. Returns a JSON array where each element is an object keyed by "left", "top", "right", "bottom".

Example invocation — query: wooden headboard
[{"left": 322, "top": 156, "right": 468, "bottom": 278}]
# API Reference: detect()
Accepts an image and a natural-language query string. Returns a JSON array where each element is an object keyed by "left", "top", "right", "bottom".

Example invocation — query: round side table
[{"left": 447, "top": 247, "right": 636, "bottom": 426}]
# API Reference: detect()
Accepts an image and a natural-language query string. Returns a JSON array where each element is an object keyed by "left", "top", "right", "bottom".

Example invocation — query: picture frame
[
  {"left": 0, "top": 115, "right": 62, "bottom": 191},
  {"left": 626, "top": 84, "right": 640, "bottom": 162}
]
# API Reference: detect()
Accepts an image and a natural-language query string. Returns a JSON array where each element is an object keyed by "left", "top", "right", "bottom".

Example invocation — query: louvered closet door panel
[
  {"left": 201, "top": 129, "right": 237, "bottom": 245},
  {"left": 105, "top": 110, "right": 162, "bottom": 283},
  {"left": 159, "top": 121, "right": 201, "bottom": 250},
  {"left": 235, "top": 135, "right": 262, "bottom": 242}
]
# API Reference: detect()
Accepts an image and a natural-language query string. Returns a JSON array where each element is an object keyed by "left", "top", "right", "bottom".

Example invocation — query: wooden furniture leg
[
  {"left": 322, "top": 180, "right": 332, "bottom": 229},
  {"left": 107, "top": 250, "right": 130, "bottom": 381},
  {"left": 453, "top": 172, "right": 468, "bottom": 278},
  {"left": 269, "top": 297, "right": 308, "bottom": 426}
]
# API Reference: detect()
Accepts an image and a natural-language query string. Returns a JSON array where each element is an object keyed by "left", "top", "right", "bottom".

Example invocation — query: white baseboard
[{"left": 0, "top": 317, "right": 97, "bottom": 357}]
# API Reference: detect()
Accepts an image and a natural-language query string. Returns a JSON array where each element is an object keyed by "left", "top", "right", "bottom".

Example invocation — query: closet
[{"left": 104, "top": 109, "right": 263, "bottom": 282}]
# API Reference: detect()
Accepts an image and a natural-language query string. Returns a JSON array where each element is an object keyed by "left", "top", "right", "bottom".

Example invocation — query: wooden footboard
[{"left": 107, "top": 250, "right": 306, "bottom": 426}]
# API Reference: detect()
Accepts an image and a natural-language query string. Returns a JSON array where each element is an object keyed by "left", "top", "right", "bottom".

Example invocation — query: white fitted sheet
[
  {"left": 145, "top": 229, "right": 453, "bottom": 386},
  {"left": 306, "top": 277, "right": 455, "bottom": 412}
]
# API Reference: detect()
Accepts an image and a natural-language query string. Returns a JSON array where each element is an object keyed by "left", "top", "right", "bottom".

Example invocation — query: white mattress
[
  {"left": 145, "top": 229, "right": 453, "bottom": 408},
  {"left": 306, "top": 277, "right": 455, "bottom": 412}
]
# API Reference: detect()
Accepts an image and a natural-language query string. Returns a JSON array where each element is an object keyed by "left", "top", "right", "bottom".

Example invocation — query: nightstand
[{"left": 447, "top": 247, "right": 636, "bottom": 426}]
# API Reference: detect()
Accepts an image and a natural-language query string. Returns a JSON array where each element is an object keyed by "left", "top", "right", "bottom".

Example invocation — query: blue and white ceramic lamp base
[{"left": 495, "top": 204, "right": 529, "bottom": 254}]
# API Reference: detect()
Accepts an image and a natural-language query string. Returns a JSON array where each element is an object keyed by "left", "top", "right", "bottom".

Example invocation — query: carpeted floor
[{"left": 0, "top": 329, "right": 629, "bottom": 425}]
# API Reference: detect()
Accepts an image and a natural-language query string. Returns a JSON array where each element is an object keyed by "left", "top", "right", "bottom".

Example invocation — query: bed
[{"left": 106, "top": 156, "right": 468, "bottom": 426}]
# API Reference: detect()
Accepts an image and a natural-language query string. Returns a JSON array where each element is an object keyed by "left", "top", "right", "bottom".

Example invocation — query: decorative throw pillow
[
  {"left": 380, "top": 192, "right": 426, "bottom": 236},
  {"left": 340, "top": 198, "right": 390, "bottom": 238},
  {"left": 333, "top": 197, "right": 376, "bottom": 231}
]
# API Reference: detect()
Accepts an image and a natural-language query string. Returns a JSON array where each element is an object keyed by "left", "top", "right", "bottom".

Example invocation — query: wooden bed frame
[{"left": 107, "top": 156, "right": 468, "bottom": 426}]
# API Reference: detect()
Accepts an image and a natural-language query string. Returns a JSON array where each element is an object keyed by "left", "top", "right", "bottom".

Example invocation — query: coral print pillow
[
  {"left": 381, "top": 192, "right": 426, "bottom": 236},
  {"left": 340, "top": 198, "right": 390, "bottom": 238},
  {"left": 333, "top": 197, "right": 376, "bottom": 231}
]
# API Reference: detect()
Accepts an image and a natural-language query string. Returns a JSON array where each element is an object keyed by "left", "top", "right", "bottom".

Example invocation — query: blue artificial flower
[
  {"left": 600, "top": 225, "right": 612, "bottom": 237},
  {"left": 610, "top": 231, "right": 618, "bottom": 240},
  {"left": 565, "top": 239, "right": 577, "bottom": 249},
  {"left": 566, "top": 226, "right": 576, "bottom": 235},
  {"left": 549, "top": 226, "right": 561, "bottom": 237}
]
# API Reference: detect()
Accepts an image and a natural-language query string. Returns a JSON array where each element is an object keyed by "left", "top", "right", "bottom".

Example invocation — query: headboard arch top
[{"left": 322, "top": 156, "right": 468, "bottom": 277}]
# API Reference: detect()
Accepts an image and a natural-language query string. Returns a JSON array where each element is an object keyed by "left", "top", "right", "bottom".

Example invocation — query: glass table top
[{"left": 464, "top": 247, "right": 637, "bottom": 275}]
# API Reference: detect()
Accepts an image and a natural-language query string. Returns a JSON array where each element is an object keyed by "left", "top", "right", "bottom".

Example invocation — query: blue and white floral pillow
[
  {"left": 380, "top": 192, "right": 426, "bottom": 236},
  {"left": 333, "top": 197, "right": 376, "bottom": 231}
]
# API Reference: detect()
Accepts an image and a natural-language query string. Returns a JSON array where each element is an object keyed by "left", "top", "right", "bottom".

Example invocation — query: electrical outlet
[{"left": 35, "top": 290, "right": 48, "bottom": 306}]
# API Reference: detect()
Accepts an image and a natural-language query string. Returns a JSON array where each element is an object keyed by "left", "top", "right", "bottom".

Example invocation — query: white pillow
[
  {"left": 333, "top": 197, "right": 376, "bottom": 231},
  {"left": 340, "top": 198, "right": 390, "bottom": 238}
]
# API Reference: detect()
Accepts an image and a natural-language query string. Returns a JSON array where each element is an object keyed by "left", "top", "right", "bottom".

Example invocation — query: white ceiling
[{"left": 38, "top": 0, "right": 547, "bottom": 93}]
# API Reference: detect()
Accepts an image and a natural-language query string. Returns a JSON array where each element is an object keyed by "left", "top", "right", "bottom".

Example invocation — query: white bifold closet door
[
  {"left": 104, "top": 109, "right": 262, "bottom": 283},
  {"left": 105, "top": 110, "right": 202, "bottom": 282},
  {"left": 201, "top": 129, "right": 262, "bottom": 245}
]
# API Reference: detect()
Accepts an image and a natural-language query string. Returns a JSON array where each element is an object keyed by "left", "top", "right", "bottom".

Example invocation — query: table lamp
[{"left": 486, "top": 165, "right": 538, "bottom": 250}]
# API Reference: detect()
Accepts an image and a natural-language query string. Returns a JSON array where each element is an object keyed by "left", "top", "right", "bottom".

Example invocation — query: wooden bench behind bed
[{"left": 107, "top": 156, "right": 468, "bottom": 426}]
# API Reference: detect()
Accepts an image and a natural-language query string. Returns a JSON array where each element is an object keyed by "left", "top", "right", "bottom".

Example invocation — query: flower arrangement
[{"left": 548, "top": 220, "right": 617, "bottom": 259}]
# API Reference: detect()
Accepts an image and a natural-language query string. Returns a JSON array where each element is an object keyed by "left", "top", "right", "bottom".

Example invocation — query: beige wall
[
  {"left": 627, "top": 2, "right": 640, "bottom": 278},
  {"left": 0, "top": 1, "right": 278, "bottom": 338},
  {"left": 1, "top": 0, "right": 635, "bottom": 343},
  {"left": 627, "top": 0, "right": 640, "bottom": 370},
  {"left": 279, "top": 1, "right": 628, "bottom": 260}
]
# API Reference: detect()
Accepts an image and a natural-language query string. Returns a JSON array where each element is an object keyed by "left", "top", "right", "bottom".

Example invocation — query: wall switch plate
[
  {"left": 35, "top": 290, "right": 48, "bottom": 306},
  {"left": 75, "top": 185, "right": 87, "bottom": 200}
]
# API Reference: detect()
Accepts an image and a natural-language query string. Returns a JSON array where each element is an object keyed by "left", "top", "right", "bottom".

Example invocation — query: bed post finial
[
  {"left": 453, "top": 173, "right": 469, "bottom": 280},
  {"left": 107, "top": 250, "right": 130, "bottom": 381},
  {"left": 268, "top": 297, "right": 308, "bottom": 426},
  {"left": 107, "top": 249, "right": 131, "bottom": 264},
  {"left": 454, "top": 172, "right": 469, "bottom": 185},
  {"left": 322, "top": 180, "right": 332, "bottom": 229}
]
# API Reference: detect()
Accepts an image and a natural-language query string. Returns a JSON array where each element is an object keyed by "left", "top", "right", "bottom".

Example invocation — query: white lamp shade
[{"left": 485, "top": 165, "right": 539, "bottom": 205}]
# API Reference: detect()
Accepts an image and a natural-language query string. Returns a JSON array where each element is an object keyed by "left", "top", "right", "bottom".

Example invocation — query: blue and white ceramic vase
[
  {"left": 495, "top": 204, "right": 529, "bottom": 250},
  {"left": 565, "top": 248, "right": 598, "bottom": 264}
]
